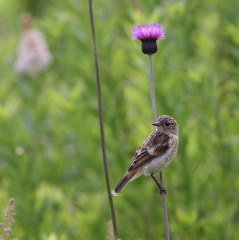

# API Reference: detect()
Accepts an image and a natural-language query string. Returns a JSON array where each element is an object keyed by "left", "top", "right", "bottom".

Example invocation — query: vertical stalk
[
  {"left": 148, "top": 54, "right": 157, "bottom": 122},
  {"left": 148, "top": 54, "right": 170, "bottom": 240},
  {"left": 88, "top": 1, "right": 118, "bottom": 239},
  {"left": 160, "top": 170, "right": 170, "bottom": 240}
]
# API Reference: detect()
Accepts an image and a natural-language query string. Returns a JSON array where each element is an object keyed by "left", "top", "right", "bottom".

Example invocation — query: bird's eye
[{"left": 165, "top": 122, "right": 170, "bottom": 126}]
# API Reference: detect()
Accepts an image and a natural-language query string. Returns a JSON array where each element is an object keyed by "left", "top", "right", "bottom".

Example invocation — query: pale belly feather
[
  {"left": 129, "top": 134, "right": 178, "bottom": 181},
  {"left": 142, "top": 134, "right": 178, "bottom": 176}
]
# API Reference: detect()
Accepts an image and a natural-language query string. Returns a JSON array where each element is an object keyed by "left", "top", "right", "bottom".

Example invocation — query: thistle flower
[
  {"left": 132, "top": 23, "right": 166, "bottom": 55},
  {"left": 15, "top": 13, "right": 52, "bottom": 77}
]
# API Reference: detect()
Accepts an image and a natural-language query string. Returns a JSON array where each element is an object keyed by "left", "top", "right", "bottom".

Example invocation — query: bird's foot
[
  {"left": 159, "top": 186, "right": 166, "bottom": 195},
  {"left": 151, "top": 174, "right": 166, "bottom": 195}
]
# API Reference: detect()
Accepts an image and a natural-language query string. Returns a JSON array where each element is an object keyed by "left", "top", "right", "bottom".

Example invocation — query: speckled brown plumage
[{"left": 112, "top": 115, "right": 179, "bottom": 194}]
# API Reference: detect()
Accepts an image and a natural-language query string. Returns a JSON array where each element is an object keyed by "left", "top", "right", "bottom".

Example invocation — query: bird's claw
[{"left": 160, "top": 187, "right": 166, "bottom": 195}]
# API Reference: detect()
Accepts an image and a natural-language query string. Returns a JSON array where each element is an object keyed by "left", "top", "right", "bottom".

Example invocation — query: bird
[{"left": 112, "top": 115, "right": 179, "bottom": 195}]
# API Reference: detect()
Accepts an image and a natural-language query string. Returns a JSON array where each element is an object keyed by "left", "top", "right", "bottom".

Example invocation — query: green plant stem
[
  {"left": 148, "top": 55, "right": 157, "bottom": 123},
  {"left": 88, "top": 1, "right": 118, "bottom": 239},
  {"left": 160, "top": 170, "right": 170, "bottom": 240},
  {"left": 148, "top": 54, "right": 170, "bottom": 240}
]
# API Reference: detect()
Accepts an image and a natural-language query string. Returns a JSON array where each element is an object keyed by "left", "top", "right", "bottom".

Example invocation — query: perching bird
[{"left": 112, "top": 115, "right": 179, "bottom": 195}]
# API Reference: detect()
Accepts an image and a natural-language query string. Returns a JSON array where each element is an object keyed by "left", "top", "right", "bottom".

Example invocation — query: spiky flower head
[{"left": 132, "top": 23, "right": 166, "bottom": 55}]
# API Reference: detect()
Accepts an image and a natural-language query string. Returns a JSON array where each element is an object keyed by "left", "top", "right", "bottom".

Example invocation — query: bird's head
[{"left": 152, "top": 115, "right": 178, "bottom": 135}]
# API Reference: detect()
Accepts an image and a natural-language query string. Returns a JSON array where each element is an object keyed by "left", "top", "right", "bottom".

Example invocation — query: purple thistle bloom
[{"left": 132, "top": 23, "right": 166, "bottom": 54}]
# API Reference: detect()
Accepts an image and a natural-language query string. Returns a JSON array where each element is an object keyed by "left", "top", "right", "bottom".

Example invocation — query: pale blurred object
[{"left": 15, "top": 13, "right": 52, "bottom": 77}]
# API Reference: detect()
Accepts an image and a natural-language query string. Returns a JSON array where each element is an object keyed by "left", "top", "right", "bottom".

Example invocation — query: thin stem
[
  {"left": 88, "top": 1, "right": 118, "bottom": 239},
  {"left": 160, "top": 172, "right": 170, "bottom": 240},
  {"left": 148, "top": 54, "right": 170, "bottom": 240},
  {"left": 148, "top": 54, "right": 157, "bottom": 122}
]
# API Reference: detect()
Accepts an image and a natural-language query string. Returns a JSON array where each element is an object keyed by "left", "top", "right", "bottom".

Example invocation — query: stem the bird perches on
[
  {"left": 148, "top": 54, "right": 170, "bottom": 240},
  {"left": 88, "top": 1, "right": 118, "bottom": 239},
  {"left": 148, "top": 55, "right": 157, "bottom": 122}
]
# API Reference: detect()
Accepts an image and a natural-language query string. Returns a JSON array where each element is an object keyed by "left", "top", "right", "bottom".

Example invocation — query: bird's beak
[{"left": 152, "top": 122, "right": 159, "bottom": 126}]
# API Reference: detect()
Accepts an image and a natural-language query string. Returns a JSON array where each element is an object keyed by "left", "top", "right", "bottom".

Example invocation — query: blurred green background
[{"left": 0, "top": 0, "right": 239, "bottom": 239}]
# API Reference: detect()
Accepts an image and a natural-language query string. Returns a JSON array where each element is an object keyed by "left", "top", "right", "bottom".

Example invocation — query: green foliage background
[{"left": 0, "top": 0, "right": 239, "bottom": 239}]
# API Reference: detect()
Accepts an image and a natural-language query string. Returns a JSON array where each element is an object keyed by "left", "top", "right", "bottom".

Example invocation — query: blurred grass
[{"left": 0, "top": 0, "right": 239, "bottom": 239}]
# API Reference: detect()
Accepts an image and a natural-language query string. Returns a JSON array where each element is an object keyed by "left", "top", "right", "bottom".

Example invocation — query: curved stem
[
  {"left": 148, "top": 54, "right": 170, "bottom": 240},
  {"left": 88, "top": 1, "right": 118, "bottom": 239}
]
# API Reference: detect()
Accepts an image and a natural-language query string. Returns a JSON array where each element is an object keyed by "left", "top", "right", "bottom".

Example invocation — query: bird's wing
[{"left": 127, "top": 131, "right": 170, "bottom": 171}]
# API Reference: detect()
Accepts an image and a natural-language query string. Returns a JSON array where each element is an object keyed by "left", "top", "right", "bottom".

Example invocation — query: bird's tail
[{"left": 113, "top": 171, "right": 137, "bottom": 194}]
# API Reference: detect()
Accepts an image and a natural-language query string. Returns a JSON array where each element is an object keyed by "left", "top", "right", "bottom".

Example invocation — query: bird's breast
[{"left": 142, "top": 134, "right": 178, "bottom": 176}]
